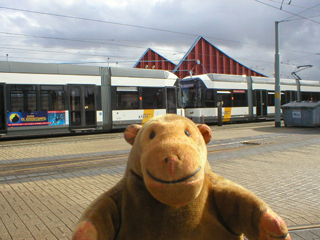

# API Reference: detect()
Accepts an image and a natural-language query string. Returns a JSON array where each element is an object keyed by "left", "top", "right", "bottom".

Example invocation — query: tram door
[
  {"left": 69, "top": 85, "right": 96, "bottom": 129},
  {"left": 166, "top": 87, "right": 177, "bottom": 113},
  {"left": 256, "top": 90, "right": 268, "bottom": 117},
  {"left": 0, "top": 84, "right": 6, "bottom": 133}
]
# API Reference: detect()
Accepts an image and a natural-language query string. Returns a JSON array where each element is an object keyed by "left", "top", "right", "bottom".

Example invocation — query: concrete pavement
[{"left": 0, "top": 121, "right": 319, "bottom": 239}]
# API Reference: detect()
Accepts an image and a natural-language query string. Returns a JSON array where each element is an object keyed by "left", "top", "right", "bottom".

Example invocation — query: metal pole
[
  {"left": 217, "top": 102, "right": 223, "bottom": 126},
  {"left": 275, "top": 21, "right": 281, "bottom": 127}
]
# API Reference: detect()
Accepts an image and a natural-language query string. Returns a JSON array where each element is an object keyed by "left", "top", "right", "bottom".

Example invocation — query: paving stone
[{"left": 0, "top": 122, "right": 319, "bottom": 239}]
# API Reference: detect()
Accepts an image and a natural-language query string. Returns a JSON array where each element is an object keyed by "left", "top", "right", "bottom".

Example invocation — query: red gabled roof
[
  {"left": 133, "top": 48, "right": 176, "bottom": 71},
  {"left": 173, "top": 36, "right": 266, "bottom": 79},
  {"left": 133, "top": 37, "right": 266, "bottom": 79}
]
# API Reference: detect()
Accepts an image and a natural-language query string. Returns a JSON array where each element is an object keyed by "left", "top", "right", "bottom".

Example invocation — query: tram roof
[
  {"left": 183, "top": 73, "right": 248, "bottom": 83},
  {"left": 0, "top": 61, "right": 101, "bottom": 76},
  {"left": 184, "top": 73, "right": 320, "bottom": 87},
  {"left": 0, "top": 61, "right": 178, "bottom": 80},
  {"left": 110, "top": 67, "right": 177, "bottom": 79},
  {"left": 299, "top": 79, "right": 320, "bottom": 86},
  {"left": 206, "top": 73, "right": 247, "bottom": 82}
]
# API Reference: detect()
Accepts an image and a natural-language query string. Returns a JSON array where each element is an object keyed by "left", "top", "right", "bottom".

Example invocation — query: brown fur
[{"left": 73, "top": 114, "right": 290, "bottom": 240}]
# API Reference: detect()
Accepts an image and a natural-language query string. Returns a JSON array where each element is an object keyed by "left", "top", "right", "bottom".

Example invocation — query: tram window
[
  {"left": 167, "top": 88, "right": 175, "bottom": 111},
  {"left": 177, "top": 87, "right": 183, "bottom": 108},
  {"left": 71, "top": 87, "right": 81, "bottom": 111},
  {"left": 41, "top": 90, "right": 50, "bottom": 110},
  {"left": 204, "top": 89, "right": 215, "bottom": 107},
  {"left": 182, "top": 87, "right": 198, "bottom": 108},
  {"left": 141, "top": 88, "right": 164, "bottom": 109},
  {"left": 291, "top": 92, "right": 297, "bottom": 102},
  {"left": 116, "top": 87, "right": 139, "bottom": 110},
  {"left": 285, "top": 91, "right": 296, "bottom": 103},
  {"left": 311, "top": 92, "right": 320, "bottom": 102},
  {"left": 10, "top": 89, "right": 24, "bottom": 112},
  {"left": 268, "top": 92, "right": 275, "bottom": 106},
  {"left": 281, "top": 92, "right": 286, "bottom": 105},
  {"left": 252, "top": 91, "right": 257, "bottom": 106},
  {"left": 233, "top": 90, "right": 247, "bottom": 107},
  {"left": 40, "top": 86, "right": 65, "bottom": 111},
  {"left": 9, "top": 85, "right": 36, "bottom": 112},
  {"left": 181, "top": 80, "right": 203, "bottom": 108},
  {"left": 85, "top": 86, "right": 95, "bottom": 111},
  {"left": 301, "top": 92, "right": 312, "bottom": 101},
  {"left": 96, "top": 86, "right": 102, "bottom": 110},
  {"left": 28, "top": 91, "right": 36, "bottom": 111},
  {"left": 217, "top": 91, "right": 232, "bottom": 107}
]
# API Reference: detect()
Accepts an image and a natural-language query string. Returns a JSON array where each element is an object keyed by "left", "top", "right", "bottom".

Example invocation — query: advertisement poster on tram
[{"left": 7, "top": 111, "right": 68, "bottom": 127}]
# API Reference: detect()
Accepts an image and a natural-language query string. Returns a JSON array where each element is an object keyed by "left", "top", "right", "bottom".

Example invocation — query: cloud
[{"left": 0, "top": 0, "right": 318, "bottom": 79}]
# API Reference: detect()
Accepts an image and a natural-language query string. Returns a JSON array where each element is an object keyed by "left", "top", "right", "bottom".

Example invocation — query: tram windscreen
[{"left": 181, "top": 79, "right": 203, "bottom": 108}]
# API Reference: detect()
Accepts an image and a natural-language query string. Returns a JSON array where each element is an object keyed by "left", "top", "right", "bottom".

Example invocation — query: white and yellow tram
[
  {"left": 180, "top": 73, "right": 320, "bottom": 124},
  {"left": 0, "top": 61, "right": 183, "bottom": 136}
]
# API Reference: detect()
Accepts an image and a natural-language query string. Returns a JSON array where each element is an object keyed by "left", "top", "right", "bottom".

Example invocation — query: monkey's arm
[
  {"left": 72, "top": 192, "right": 121, "bottom": 240},
  {"left": 211, "top": 174, "right": 290, "bottom": 240}
]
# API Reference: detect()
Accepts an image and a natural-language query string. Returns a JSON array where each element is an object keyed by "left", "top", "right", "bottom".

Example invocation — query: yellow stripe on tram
[
  {"left": 142, "top": 109, "right": 154, "bottom": 124},
  {"left": 223, "top": 107, "right": 232, "bottom": 122}
]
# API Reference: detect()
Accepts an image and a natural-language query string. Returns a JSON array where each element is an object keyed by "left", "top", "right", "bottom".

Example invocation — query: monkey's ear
[
  {"left": 197, "top": 124, "right": 212, "bottom": 144},
  {"left": 124, "top": 124, "right": 142, "bottom": 145}
]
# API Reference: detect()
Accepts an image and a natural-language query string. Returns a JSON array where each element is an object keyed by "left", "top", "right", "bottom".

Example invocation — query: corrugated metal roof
[
  {"left": 134, "top": 36, "right": 266, "bottom": 79},
  {"left": 173, "top": 36, "right": 266, "bottom": 79},
  {"left": 133, "top": 48, "right": 176, "bottom": 71}
]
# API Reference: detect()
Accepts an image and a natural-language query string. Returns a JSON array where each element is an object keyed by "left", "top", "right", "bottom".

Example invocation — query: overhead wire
[
  {"left": 0, "top": 43, "right": 148, "bottom": 59},
  {"left": 265, "top": 0, "right": 320, "bottom": 23},
  {"left": 2, "top": 40, "right": 317, "bottom": 69},
  {"left": 255, "top": 0, "right": 320, "bottom": 24},
  {"left": 0, "top": 29, "right": 318, "bottom": 67},
  {"left": 265, "top": 0, "right": 320, "bottom": 12},
  {"left": 1, "top": 3, "right": 319, "bottom": 49},
  {"left": 282, "top": 2, "right": 320, "bottom": 22},
  {"left": 254, "top": 0, "right": 320, "bottom": 79},
  {"left": 0, "top": 31, "right": 189, "bottom": 56},
  {"left": 0, "top": 5, "right": 287, "bottom": 49},
  {"left": 0, "top": 6, "right": 202, "bottom": 38},
  {"left": 0, "top": 31, "right": 151, "bottom": 49},
  {"left": 0, "top": 4, "right": 318, "bottom": 79},
  {"left": 0, "top": 5, "right": 317, "bottom": 56}
]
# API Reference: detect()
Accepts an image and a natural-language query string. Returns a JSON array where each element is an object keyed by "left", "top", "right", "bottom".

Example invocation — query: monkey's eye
[
  {"left": 185, "top": 130, "right": 191, "bottom": 137},
  {"left": 150, "top": 131, "right": 156, "bottom": 139}
]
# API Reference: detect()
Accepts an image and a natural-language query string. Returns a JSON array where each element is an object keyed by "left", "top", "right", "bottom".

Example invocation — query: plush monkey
[{"left": 73, "top": 114, "right": 290, "bottom": 240}]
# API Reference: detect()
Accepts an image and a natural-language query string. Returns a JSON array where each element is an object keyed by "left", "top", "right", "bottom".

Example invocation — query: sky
[{"left": 0, "top": 0, "right": 319, "bottom": 80}]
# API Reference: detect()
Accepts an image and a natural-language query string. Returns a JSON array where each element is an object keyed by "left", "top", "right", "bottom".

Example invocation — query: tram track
[
  {"left": 1, "top": 128, "right": 320, "bottom": 238},
  {"left": 0, "top": 130, "right": 318, "bottom": 181},
  {"left": 0, "top": 153, "right": 128, "bottom": 179},
  {"left": 0, "top": 142, "right": 259, "bottom": 180},
  {"left": 0, "top": 135, "right": 267, "bottom": 178},
  {"left": 288, "top": 224, "right": 320, "bottom": 238},
  {"left": 289, "top": 224, "right": 320, "bottom": 231},
  {"left": 0, "top": 132, "right": 124, "bottom": 148},
  {"left": 0, "top": 153, "right": 128, "bottom": 169}
]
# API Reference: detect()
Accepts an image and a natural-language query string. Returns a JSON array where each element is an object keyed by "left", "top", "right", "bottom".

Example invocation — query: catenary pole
[{"left": 275, "top": 21, "right": 281, "bottom": 128}]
